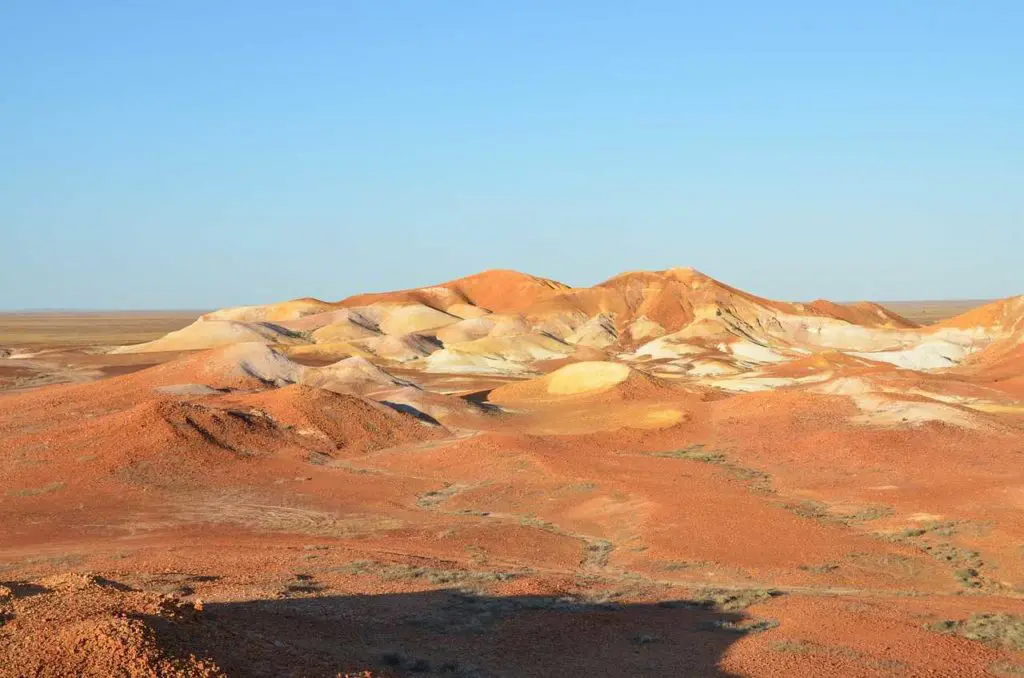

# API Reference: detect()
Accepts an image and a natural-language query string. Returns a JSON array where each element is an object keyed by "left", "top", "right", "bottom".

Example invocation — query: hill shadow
[
  {"left": 380, "top": 400, "right": 444, "bottom": 425},
  {"left": 460, "top": 389, "right": 503, "bottom": 414},
  {"left": 148, "top": 588, "right": 754, "bottom": 677}
]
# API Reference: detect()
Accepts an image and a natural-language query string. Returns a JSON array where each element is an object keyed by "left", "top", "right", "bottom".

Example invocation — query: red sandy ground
[{"left": 3, "top": 314, "right": 1024, "bottom": 674}]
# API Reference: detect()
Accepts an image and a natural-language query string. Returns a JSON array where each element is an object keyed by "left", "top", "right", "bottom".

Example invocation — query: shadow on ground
[{"left": 149, "top": 588, "right": 754, "bottom": 677}]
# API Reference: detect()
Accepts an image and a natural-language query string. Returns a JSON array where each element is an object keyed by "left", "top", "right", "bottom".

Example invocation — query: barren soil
[
  {"left": 1, "top": 280, "right": 1021, "bottom": 677},
  {"left": 0, "top": 312, "right": 200, "bottom": 391}
]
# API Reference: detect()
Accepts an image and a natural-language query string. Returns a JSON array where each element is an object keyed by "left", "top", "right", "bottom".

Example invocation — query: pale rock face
[
  {"left": 849, "top": 394, "right": 980, "bottom": 429},
  {"left": 113, "top": 319, "right": 308, "bottom": 354},
  {"left": 627, "top": 333, "right": 705, "bottom": 361},
  {"left": 445, "top": 303, "right": 491, "bottom": 319},
  {"left": 310, "top": 316, "right": 380, "bottom": 343},
  {"left": 704, "top": 372, "right": 833, "bottom": 393},
  {"left": 566, "top": 315, "right": 618, "bottom": 349},
  {"left": 346, "top": 334, "right": 441, "bottom": 363},
  {"left": 204, "top": 342, "right": 307, "bottom": 385},
  {"left": 433, "top": 314, "right": 532, "bottom": 345},
  {"left": 849, "top": 339, "right": 975, "bottom": 370},
  {"left": 489, "top": 315, "right": 534, "bottom": 338},
  {"left": 300, "top": 356, "right": 416, "bottom": 395},
  {"left": 422, "top": 349, "right": 539, "bottom": 376},
  {"left": 375, "top": 304, "right": 460, "bottom": 336},
  {"left": 685, "top": 360, "right": 745, "bottom": 377},
  {"left": 434, "top": 317, "right": 497, "bottom": 345},
  {"left": 726, "top": 340, "right": 789, "bottom": 364},
  {"left": 627, "top": 316, "right": 666, "bottom": 342},
  {"left": 116, "top": 268, "right": 1023, "bottom": 392}
]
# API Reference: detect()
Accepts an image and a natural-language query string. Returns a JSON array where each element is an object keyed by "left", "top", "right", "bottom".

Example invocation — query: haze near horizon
[{"left": 1, "top": 1, "right": 1021, "bottom": 309}]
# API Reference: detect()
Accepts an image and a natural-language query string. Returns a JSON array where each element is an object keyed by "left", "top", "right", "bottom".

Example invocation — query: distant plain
[
  {"left": 0, "top": 311, "right": 203, "bottom": 349},
  {"left": 876, "top": 300, "right": 993, "bottom": 326}
]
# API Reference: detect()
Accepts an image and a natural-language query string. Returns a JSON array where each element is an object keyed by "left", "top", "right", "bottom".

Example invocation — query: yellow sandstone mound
[
  {"left": 546, "top": 361, "right": 631, "bottom": 394},
  {"left": 489, "top": 361, "right": 680, "bottom": 404}
]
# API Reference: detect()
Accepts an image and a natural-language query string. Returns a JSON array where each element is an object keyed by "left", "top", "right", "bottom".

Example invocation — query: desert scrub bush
[
  {"left": 699, "top": 618, "right": 780, "bottom": 634},
  {"left": 306, "top": 451, "right": 331, "bottom": 466},
  {"left": 649, "top": 445, "right": 774, "bottom": 493},
  {"left": 655, "top": 588, "right": 784, "bottom": 612},
  {"left": 955, "top": 567, "right": 983, "bottom": 588},
  {"left": 416, "top": 483, "right": 469, "bottom": 508},
  {"left": 989, "top": 660, "right": 1024, "bottom": 676},
  {"left": 331, "top": 560, "right": 519, "bottom": 587},
  {"left": 282, "top": 573, "right": 324, "bottom": 595},
  {"left": 455, "top": 508, "right": 490, "bottom": 516},
  {"left": 583, "top": 540, "right": 614, "bottom": 568},
  {"left": 726, "top": 465, "right": 772, "bottom": 492},
  {"left": 660, "top": 560, "right": 708, "bottom": 571},
  {"left": 887, "top": 521, "right": 961, "bottom": 541},
  {"left": 845, "top": 505, "right": 894, "bottom": 522},
  {"left": 782, "top": 500, "right": 894, "bottom": 525},
  {"left": 771, "top": 639, "right": 819, "bottom": 654},
  {"left": 798, "top": 562, "right": 839, "bottom": 574},
  {"left": 653, "top": 444, "right": 726, "bottom": 464},
  {"left": 518, "top": 514, "right": 560, "bottom": 532},
  {"left": 921, "top": 543, "right": 985, "bottom": 588},
  {"left": 770, "top": 638, "right": 863, "bottom": 657},
  {"left": 707, "top": 588, "right": 783, "bottom": 612},
  {"left": 781, "top": 500, "right": 831, "bottom": 521},
  {"left": 929, "top": 614, "right": 1024, "bottom": 650},
  {"left": 881, "top": 521, "right": 987, "bottom": 588}
]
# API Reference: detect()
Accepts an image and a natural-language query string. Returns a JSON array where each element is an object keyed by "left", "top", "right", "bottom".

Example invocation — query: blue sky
[{"left": 1, "top": 1, "right": 1021, "bottom": 309}]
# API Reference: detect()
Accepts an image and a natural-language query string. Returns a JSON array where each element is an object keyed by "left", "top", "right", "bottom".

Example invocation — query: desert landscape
[{"left": 1, "top": 267, "right": 1022, "bottom": 676}]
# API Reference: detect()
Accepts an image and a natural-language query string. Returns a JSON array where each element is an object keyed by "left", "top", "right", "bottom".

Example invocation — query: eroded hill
[{"left": 2, "top": 269, "right": 1023, "bottom": 677}]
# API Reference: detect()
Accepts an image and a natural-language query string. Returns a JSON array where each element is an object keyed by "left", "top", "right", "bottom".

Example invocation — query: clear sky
[{"left": 1, "top": 1, "right": 1021, "bottom": 309}]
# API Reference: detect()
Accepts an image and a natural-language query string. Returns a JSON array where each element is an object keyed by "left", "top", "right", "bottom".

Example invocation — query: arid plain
[{"left": 2, "top": 269, "right": 1023, "bottom": 677}]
